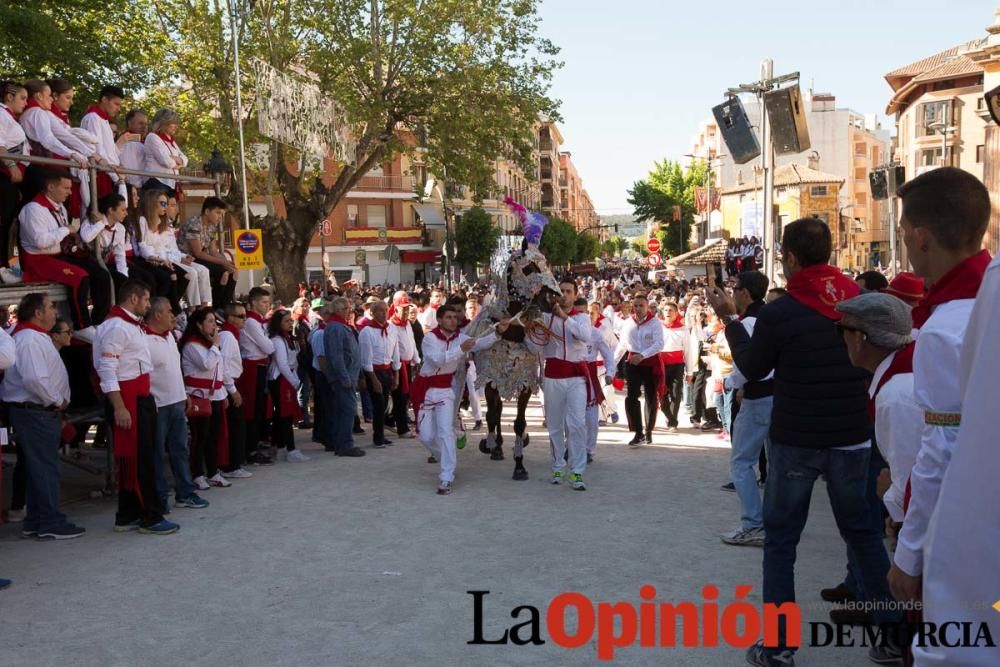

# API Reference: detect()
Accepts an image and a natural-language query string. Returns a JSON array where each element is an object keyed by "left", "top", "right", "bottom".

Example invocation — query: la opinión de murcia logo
[{"left": 467, "top": 587, "right": 998, "bottom": 661}]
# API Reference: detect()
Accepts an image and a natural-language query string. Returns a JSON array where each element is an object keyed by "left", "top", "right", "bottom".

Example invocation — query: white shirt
[
  {"left": 868, "top": 352, "right": 922, "bottom": 523},
  {"left": 120, "top": 138, "right": 145, "bottom": 188},
  {"left": 20, "top": 106, "right": 89, "bottom": 160},
  {"left": 80, "top": 219, "right": 129, "bottom": 275},
  {"left": 359, "top": 324, "right": 400, "bottom": 372},
  {"left": 585, "top": 323, "right": 615, "bottom": 373},
  {"left": 0, "top": 104, "right": 29, "bottom": 169},
  {"left": 725, "top": 316, "right": 775, "bottom": 390},
  {"left": 614, "top": 314, "right": 665, "bottom": 365},
  {"left": 309, "top": 327, "right": 326, "bottom": 372},
  {"left": 268, "top": 336, "right": 301, "bottom": 387},
  {"left": 1, "top": 326, "right": 70, "bottom": 406},
  {"left": 181, "top": 340, "right": 226, "bottom": 401},
  {"left": 392, "top": 319, "right": 420, "bottom": 363},
  {"left": 143, "top": 226, "right": 186, "bottom": 264},
  {"left": 894, "top": 298, "right": 976, "bottom": 577},
  {"left": 145, "top": 330, "right": 187, "bottom": 407},
  {"left": 240, "top": 313, "right": 274, "bottom": 361},
  {"left": 142, "top": 133, "right": 187, "bottom": 189},
  {"left": 219, "top": 329, "right": 243, "bottom": 394},
  {"left": 417, "top": 306, "right": 439, "bottom": 332},
  {"left": 79, "top": 110, "right": 121, "bottom": 174},
  {"left": 916, "top": 255, "right": 1000, "bottom": 667},
  {"left": 528, "top": 311, "right": 592, "bottom": 363},
  {"left": 0, "top": 326, "right": 15, "bottom": 370},
  {"left": 93, "top": 309, "right": 154, "bottom": 393},
  {"left": 18, "top": 198, "right": 70, "bottom": 255},
  {"left": 418, "top": 329, "right": 497, "bottom": 392}
]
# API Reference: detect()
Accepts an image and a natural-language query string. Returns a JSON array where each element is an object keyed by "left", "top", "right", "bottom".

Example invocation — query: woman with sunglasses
[
  {"left": 141, "top": 193, "right": 212, "bottom": 308},
  {"left": 133, "top": 190, "right": 188, "bottom": 312}
]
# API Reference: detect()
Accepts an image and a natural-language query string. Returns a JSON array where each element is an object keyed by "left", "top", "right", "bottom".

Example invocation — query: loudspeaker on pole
[
  {"left": 712, "top": 97, "right": 761, "bottom": 165},
  {"left": 764, "top": 85, "right": 811, "bottom": 155}
]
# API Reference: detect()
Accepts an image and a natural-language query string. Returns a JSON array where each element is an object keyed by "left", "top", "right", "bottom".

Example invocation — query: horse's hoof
[
  {"left": 512, "top": 469, "right": 528, "bottom": 481},
  {"left": 522, "top": 434, "right": 529, "bottom": 448},
  {"left": 479, "top": 439, "right": 491, "bottom": 454},
  {"left": 491, "top": 446, "right": 505, "bottom": 461}
]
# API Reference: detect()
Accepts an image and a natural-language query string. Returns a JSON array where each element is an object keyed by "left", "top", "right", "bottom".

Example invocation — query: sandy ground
[{"left": 0, "top": 394, "right": 880, "bottom": 666}]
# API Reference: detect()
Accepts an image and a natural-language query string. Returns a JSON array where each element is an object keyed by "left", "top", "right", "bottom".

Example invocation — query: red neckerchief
[
  {"left": 390, "top": 314, "right": 408, "bottom": 327},
  {"left": 431, "top": 327, "right": 460, "bottom": 343},
  {"left": 868, "top": 343, "right": 915, "bottom": 421},
  {"left": 12, "top": 321, "right": 50, "bottom": 335},
  {"left": 593, "top": 315, "right": 605, "bottom": 329},
  {"left": 633, "top": 311, "right": 656, "bottom": 327},
  {"left": 911, "top": 250, "right": 991, "bottom": 329},
  {"left": 566, "top": 308, "right": 582, "bottom": 318},
  {"left": 328, "top": 314, "right": 350, "bottom": 328},
  {"left": 247, "top": 311, "right": 266, "bottom": 324},
  {"left": 30, "top": 192, "right": 64, "bottom": 219},
  {"left": 49, "top": 106, "right": 70, "bottom": 125},
  {"left": 786, "top": 264, "right": 860, "bottom": 320},
  {"left": 108, "top": 305, "right": 142, "bottom": 325},
  {"left": 220, "top": 322, "right": 241, "bottom": 341},
  {"left": 85, "top": 104, "right": 110, "bottom": 121},
  {"left": 2, "top": 105, "right": 17, "bottom": 121},
  {"left": 458, "top": 317, "right": 471, "bottom": 329},
  {"left": 365, "top": 320, "right": 389, "bottom": 337},
  {"left": 25, "top": 99, "right": 44, "bottom": 113},
  {"left": 663, "top": 317, "right": 684, "bottom": 329},
  {"left": 141, "top": 324, "right": 171, "bottom": 339},
  {"left": 292, "top": 313, "right": 309, "bottom": 323},
  {"left": 155, "top": 131, "right": 177, "bottom": 147}
]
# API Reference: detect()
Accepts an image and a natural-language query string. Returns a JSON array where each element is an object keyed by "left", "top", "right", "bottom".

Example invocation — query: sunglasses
[
  {"left": 835, "top": 323, "right": 867, "bottom": 339},
  {"left": 158, "top": 201, "right": 168, "bottom": 207},
  {"left": 231, "top": 314, "right": 247, "bottom": 319}
]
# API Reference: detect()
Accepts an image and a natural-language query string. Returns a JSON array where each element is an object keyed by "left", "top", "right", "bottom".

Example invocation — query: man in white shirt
[
  {"left": 614, "top": 293, "right": 664, "bottom": 446},
  {"left": 389, "top": 291, "right": 419, "bottom": 439},
  {"left": 417, "top": 289, "right": 444, "bottom": 332},
  {"left": 218, "top": 303, "right": 251, "bottom": 477},
  {"left": 94, "top": 280, "right": 177, "bottom": 534},
  {"left": 79, "top": 85, "right": 126, "bottom": 199},
  {"left": 144, "top": 297, "right": 208, "bottom": 510},
  {"left": 238, "top": 287, "right": 275, "bottom": 465},
  {"left": 359, "top": 301, "right": 400, "bottom": 448},
  {"left": 658, "top": 301, "right": 688, "bottom": 433},
  {"left": 118, "top": 109, "right": 147, "bottom": 193},
  {"left": 2, "top": 293, "right": 84, "bottom": 540}
]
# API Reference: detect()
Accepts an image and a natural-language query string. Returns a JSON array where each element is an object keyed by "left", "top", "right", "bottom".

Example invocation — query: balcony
[
  {"left": 352, "top": 175, "right": 416, "bottom": 191},
  {"left": 539, "top": 139, "right": 554, "bottom": 152}
]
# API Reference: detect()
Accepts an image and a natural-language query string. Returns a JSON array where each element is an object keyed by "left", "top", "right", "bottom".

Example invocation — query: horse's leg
[
  {"left": 512, "top": 386, "right": 531, "bottom": 480},
  {"left": 482, "top": 384, "right": 504, "bottom": 459}
]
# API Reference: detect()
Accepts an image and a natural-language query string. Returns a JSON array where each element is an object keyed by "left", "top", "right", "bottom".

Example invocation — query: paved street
[{"left": 1, "top": 394, "right": 878, "bottom": 666}]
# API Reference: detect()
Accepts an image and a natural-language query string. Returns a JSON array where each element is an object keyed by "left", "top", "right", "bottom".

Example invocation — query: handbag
[
  {"left": 60, "top": 232, "right": 92, "bottom": 259},
  {"left": 185, "top": 363, "right": 218, "bottom": 417}
]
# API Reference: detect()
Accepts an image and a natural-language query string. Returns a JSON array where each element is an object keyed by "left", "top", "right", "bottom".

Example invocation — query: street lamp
[{"left": 926, "top": 121, "right": 957, "bottom": 167}]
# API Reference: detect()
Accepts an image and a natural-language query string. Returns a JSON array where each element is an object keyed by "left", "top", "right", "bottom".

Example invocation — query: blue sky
[{"left": 536, "top": 0, "right": 998, "bottom": 214}]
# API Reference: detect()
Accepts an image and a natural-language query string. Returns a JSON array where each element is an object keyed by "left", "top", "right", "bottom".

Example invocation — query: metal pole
[
  {"left": 888, "top": 191, "right": 898, "bottom": 275},
  {"left": 228, "top": 0, "right": 254, "bottom": 287},
  {"left": 760, "top": 60, "right": 776, "bottom": 283}
]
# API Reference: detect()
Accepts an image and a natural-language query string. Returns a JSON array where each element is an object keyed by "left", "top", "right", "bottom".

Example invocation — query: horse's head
[{"left": 506, "top": 247, "right": 561, "bottom": 324}]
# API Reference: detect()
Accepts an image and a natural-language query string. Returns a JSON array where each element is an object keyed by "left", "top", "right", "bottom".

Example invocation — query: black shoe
[
  {"left": 37, "top": 523, "right": 86, "bottom": 540},
  {"left": 335, "top": 447, "right": 366, "bottom": 457},
  {"left": 721, "top": 482, "right": 736, "bottom": 492},
  {"left": 690, "top": 419, "right": 701, "bottom": 428},
  {"left": 586, "top": 453, "right": 593, "bottom": 464},
  {"left": 428, "top": 456, "right": 438, "bottom": 464},
  {"left": 381, "top": 438, "right": 394, "bottom": 447},
  {"left": 628, "top": 433, "right": 643, "bottom": 446},
  {"left": 249, "top": 452, "right": 274, "bottom": 465},
  {"left": 828, "top": 607, "right": 873, "bottom": 626},
  {"left": 700, "top": 421, "right": 722, "bottom": 431},
  {"left": 473, "top": 420, "right": 483, "bottom": 430},
  {"left": 820, "top": 583, "right": 856, "bottom": 604},
  {"left": 644, "top": 433, "right": 653, "bottom": 444},
  {"left": 296, "top": 420, "right": 313, "bottom": 430},
  {"left": 353, "top": 426, "right": 365, "bottom": 434}
]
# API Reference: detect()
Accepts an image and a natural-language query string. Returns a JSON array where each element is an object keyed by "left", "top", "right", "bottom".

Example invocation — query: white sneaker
[
  {"left": 721, "top": 527, "right": 765, "bottom": 547},
  {"left": 221, "top": 467, "right": 253, "bottom": 479},
  {"left": 208, "top": 472, "right": 232, "bottom": 487},
  {"left": 73, "top": 326, "right": 96, "bottom": 344},
  {"left": 6, "top": 508, "right": 26, "bottom": 522},
  {"left": 286, "top": 449, "right": 311, "bottom": 462},
  {"left": 193, "top": 476, "right": 210, "bottom": 491},
  {"left": 0, "top": 267, "right": 22, "bottom": 284}
]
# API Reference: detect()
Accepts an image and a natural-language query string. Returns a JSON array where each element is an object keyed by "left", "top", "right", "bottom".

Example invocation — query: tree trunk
[{"left": 261, "top": 205, "right": 316, "bottom": 304}]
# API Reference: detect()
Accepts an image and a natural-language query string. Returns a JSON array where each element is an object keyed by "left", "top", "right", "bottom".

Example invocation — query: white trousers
[
  {"left": 465, "top": 361, "right": 482, "bottom": 421},
  {"left": 173, "top": 260, "right": 213, "bottom": 306},
  {"left": 586, "top": 404, "right": 599, "bottom": 453},
  {"left": 544, "top": 376, "right": 587, "bottom": 475},
  {"left": 595, "top": 363, "right": 616, "bottom": 420},
  {"left": 418, "top": 388, "right": 458, "bottom": 483}
]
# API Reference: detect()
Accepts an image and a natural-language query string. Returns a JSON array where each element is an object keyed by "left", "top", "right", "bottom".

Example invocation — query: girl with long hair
[
  {"left": 142, "top": 193, "right": 212, "bottom": 307},
  {"left": 180, "top": 307, "right": 231, "bottom": 489},
  {"left": 133, "top": 189, "right": 187, "bottom": 312},
  {"left": 267, "top": 309, "right": 307, "bottom": 461}
]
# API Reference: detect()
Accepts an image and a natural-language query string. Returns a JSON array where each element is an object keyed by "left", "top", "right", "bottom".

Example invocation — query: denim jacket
[{"left": 324, "top": 322, "right": 360, "bottom": 388}]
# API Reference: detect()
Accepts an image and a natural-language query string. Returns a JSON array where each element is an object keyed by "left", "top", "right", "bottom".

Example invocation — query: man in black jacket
[{"left": 708, "top": 218, "right": 898, "bottom": 667}]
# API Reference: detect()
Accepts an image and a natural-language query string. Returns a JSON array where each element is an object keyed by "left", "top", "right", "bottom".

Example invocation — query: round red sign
[{"left": 646, "top": 238, "right": 661, "bottom": 253}]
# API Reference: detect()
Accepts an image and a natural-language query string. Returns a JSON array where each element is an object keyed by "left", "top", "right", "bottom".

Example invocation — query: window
[
  {"left": 977, "top": 145, "right": 985, "bottom": 163},
  {"left": 413, "top": 164, "right": 427, "bottom": 190},
  {"left": 977, "top": 97, "right": 987, "bottom": 111},
  {"left": 366, "top": 204, "right": 386, "bottom": 228},
  {"left": 856, "top": 192, "right": 867, "bottom": 207},
  {"left": 919, "top": 147, "right": 951, "bottom": 167},
  {"left": 920, "top": 101, "right": 952, "bottom": 136},
  {"left": 347, "top": 204, "right": 359, "bottom": 226},
  {"left": 854, "top": 167, "right": 867, "bottom": 180},
  {"left": 810, "top": 185, "right": 829, "bottom": 197},
  {"left": 854, "top": 143, "right": 867, "bottom": 157}
]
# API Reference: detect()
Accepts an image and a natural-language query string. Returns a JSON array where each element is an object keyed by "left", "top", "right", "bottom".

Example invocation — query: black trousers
[
  {"left": 390, "top": 363, "right": 412, "bottom": 435},
  {"left": 115, "top": 395, "right": 164, "bottom": 527},
  {"left": 312, "top": 368, "right": 329, "bottom": 446},
  {"left": 196, "top": 259, "right": 236, "bottom": 308},
  {"left": 129, "top": 257, "right": 187, "bottom": 313},
  {"left": 0, "top": 172, "right": 20, "bottom": 268},
  {"left": 60, "top": 254, "right": 113, "bottom": 326},
  {"left": 244, "top": 365, "right": 269, "bottom": 456},
  {"left": 625, "top": 364, "right": 658, "bottom": 436},
  {"left": 224, "top": 400, "right": 247, "bottom": 471},
  {"left": 366, "top": 369, "right": 393, "bottom": 445},
  {"left": 268, "top": 379, "right": 296, "bottom": 451},
  {"left": 690, "top": 368, "right": 709, "bottom": 422},
  {"left": 659, "top": 363, "right": 685, "bottom": 428},
  {"left": 189, "top": 399, "right": 225, "bottom": 478}
]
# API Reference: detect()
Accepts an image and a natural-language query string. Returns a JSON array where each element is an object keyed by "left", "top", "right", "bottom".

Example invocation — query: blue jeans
[
  {"left": 297, "top": 364, "right": 312, "bottom": 421},
  {"left": 714, "top": 387, "right": 735, "bottom": 432},
  {"left": 730, "top": 396, "right": 771, "bottom": 530},
  {"left": 9, "top": 407, "right": 67, "bottom": 533},
  {"left": 763, "top": 442, "right": 897, "bottom": 653},
  {"left": 842, "top": 445, "right": 889, "bottom": 597},
  {"left": 154, "top": 401, "right": 195, "bottom": 502},
  {"left": 327, "top": 383, "right": 357, "bottom": 452},
  {"left": 360, "top": 381, "right": 373, "bottom": 419}
]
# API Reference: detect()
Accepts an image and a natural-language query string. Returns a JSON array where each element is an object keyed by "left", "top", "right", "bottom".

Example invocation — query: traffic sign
[
  {"left": 646, "top": 252, "right": 662, "bottom": 267},
  {"left": 354, "top": 249, "right": 367, "bottom": 266},
  {"left": 322, "top": 220, "right": 332, "bottom": 237},
  {"left": 234, "top": 229, "right": 265, "bottom": 270},
  {"left": 646, "top": 237, "right": 661, "bottom": 253}
]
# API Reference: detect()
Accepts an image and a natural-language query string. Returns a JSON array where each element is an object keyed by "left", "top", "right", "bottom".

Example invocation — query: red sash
[
  {"left": 274, "top": 376, "right": 303, "bottom": 423},
  {"left": 586, "top": 361, "right": 606, "bottom": 406},
  {"left": 115, "top": 374, "right": 152, "bottom": 502},
  {"left": 237, "top": 358, "right": 272, "bottom": 419},
  {"left": 545, "top": 357, "right": 596, "bottom": 405},
  {"left": 786, "top": 264, "right": 860, "bottom": 320},
  {"left": 409, "top": 372, "right": 454, "bottom": 430},
  {"left": 638, "top": 353, "right": 666, "bottom": 399}
]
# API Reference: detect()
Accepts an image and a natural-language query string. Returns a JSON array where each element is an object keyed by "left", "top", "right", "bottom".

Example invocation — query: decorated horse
[{"left": 457, "top": 199, "right": 562, "bottom": 481}]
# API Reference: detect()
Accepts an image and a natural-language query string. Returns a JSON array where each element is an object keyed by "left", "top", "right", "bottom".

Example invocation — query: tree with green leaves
[
  {"left": 574, "top": 232, "right": 600, "bottom": 264},
  {"left": 602, "top": 235, "right": 628, "bottom": 257},
  {"left": 454, "top": 207, "right": 500, "bottom": 276},
  {"left": 539, "top": 217, "right": 577, "bottom": 267},
  {"left": 627, "top": 159, "right": 707, "bottom": 258}
]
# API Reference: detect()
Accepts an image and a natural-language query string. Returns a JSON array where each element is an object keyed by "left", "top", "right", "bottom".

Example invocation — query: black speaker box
[
  {"left": 887, "top": 165, "right": 906, "bottom": 193},
  {"left": 764, "top": 85, "right": 811, "bottom": 155},
  {"left": 869, "top": 169, "right": 889, "bottom": 201},
  {"left": 712, "top": 97, "right": 761, "bottom": 165}
]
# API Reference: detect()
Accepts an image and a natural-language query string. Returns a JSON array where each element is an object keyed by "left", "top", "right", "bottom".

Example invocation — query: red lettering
[
  {"left": 547, "top": 593, "right": 595, "bottom": 649},
  {"left": 597, "top": 602, "right": 637, "bottom": 660}
]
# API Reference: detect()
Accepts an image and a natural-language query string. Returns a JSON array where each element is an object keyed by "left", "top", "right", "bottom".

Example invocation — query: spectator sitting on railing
[
  {"left": 17, "top": 168, "right": 112, "bottom": 340},
  {"left": 141, "top": 108, "right": 187, "bottom": 199},
  {"left": 80, "top": 85, "right": 128, "bottom": 200},
  {"left": 1, "top": 80, "right": 30, "bottom": 283},
  {"left": 177, "top": 197, "right": 237, "bottom": 307}
]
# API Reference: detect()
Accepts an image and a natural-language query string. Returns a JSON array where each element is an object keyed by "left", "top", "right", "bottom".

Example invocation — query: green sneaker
[
  {"left": 570, "top": 473, "right": 586, "bottom": 491},
  {"left": 457, "top": 434, "right": 467, "bottom": 450},
  {"left": 551, "top": 471, "right": 564, "bottom": 485}
]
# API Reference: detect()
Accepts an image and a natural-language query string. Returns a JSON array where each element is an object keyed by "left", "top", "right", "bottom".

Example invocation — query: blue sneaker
[
  {"left": 175, "top": 494, "right": 209, "bottom": 509},
  {"left": 0, "top": 578, "right": 11, "bottom": 590},
  {"left": 139, "top": 520, "right": 180, "bottom": 535}
]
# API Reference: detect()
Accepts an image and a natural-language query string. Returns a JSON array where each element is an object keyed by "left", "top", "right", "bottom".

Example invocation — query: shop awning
[
  {"left": 401, "top": 250, "right": 441, "bottom": 264},
  {"left": 413, "top": 204, "right": 447, "bottom": 228}
]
